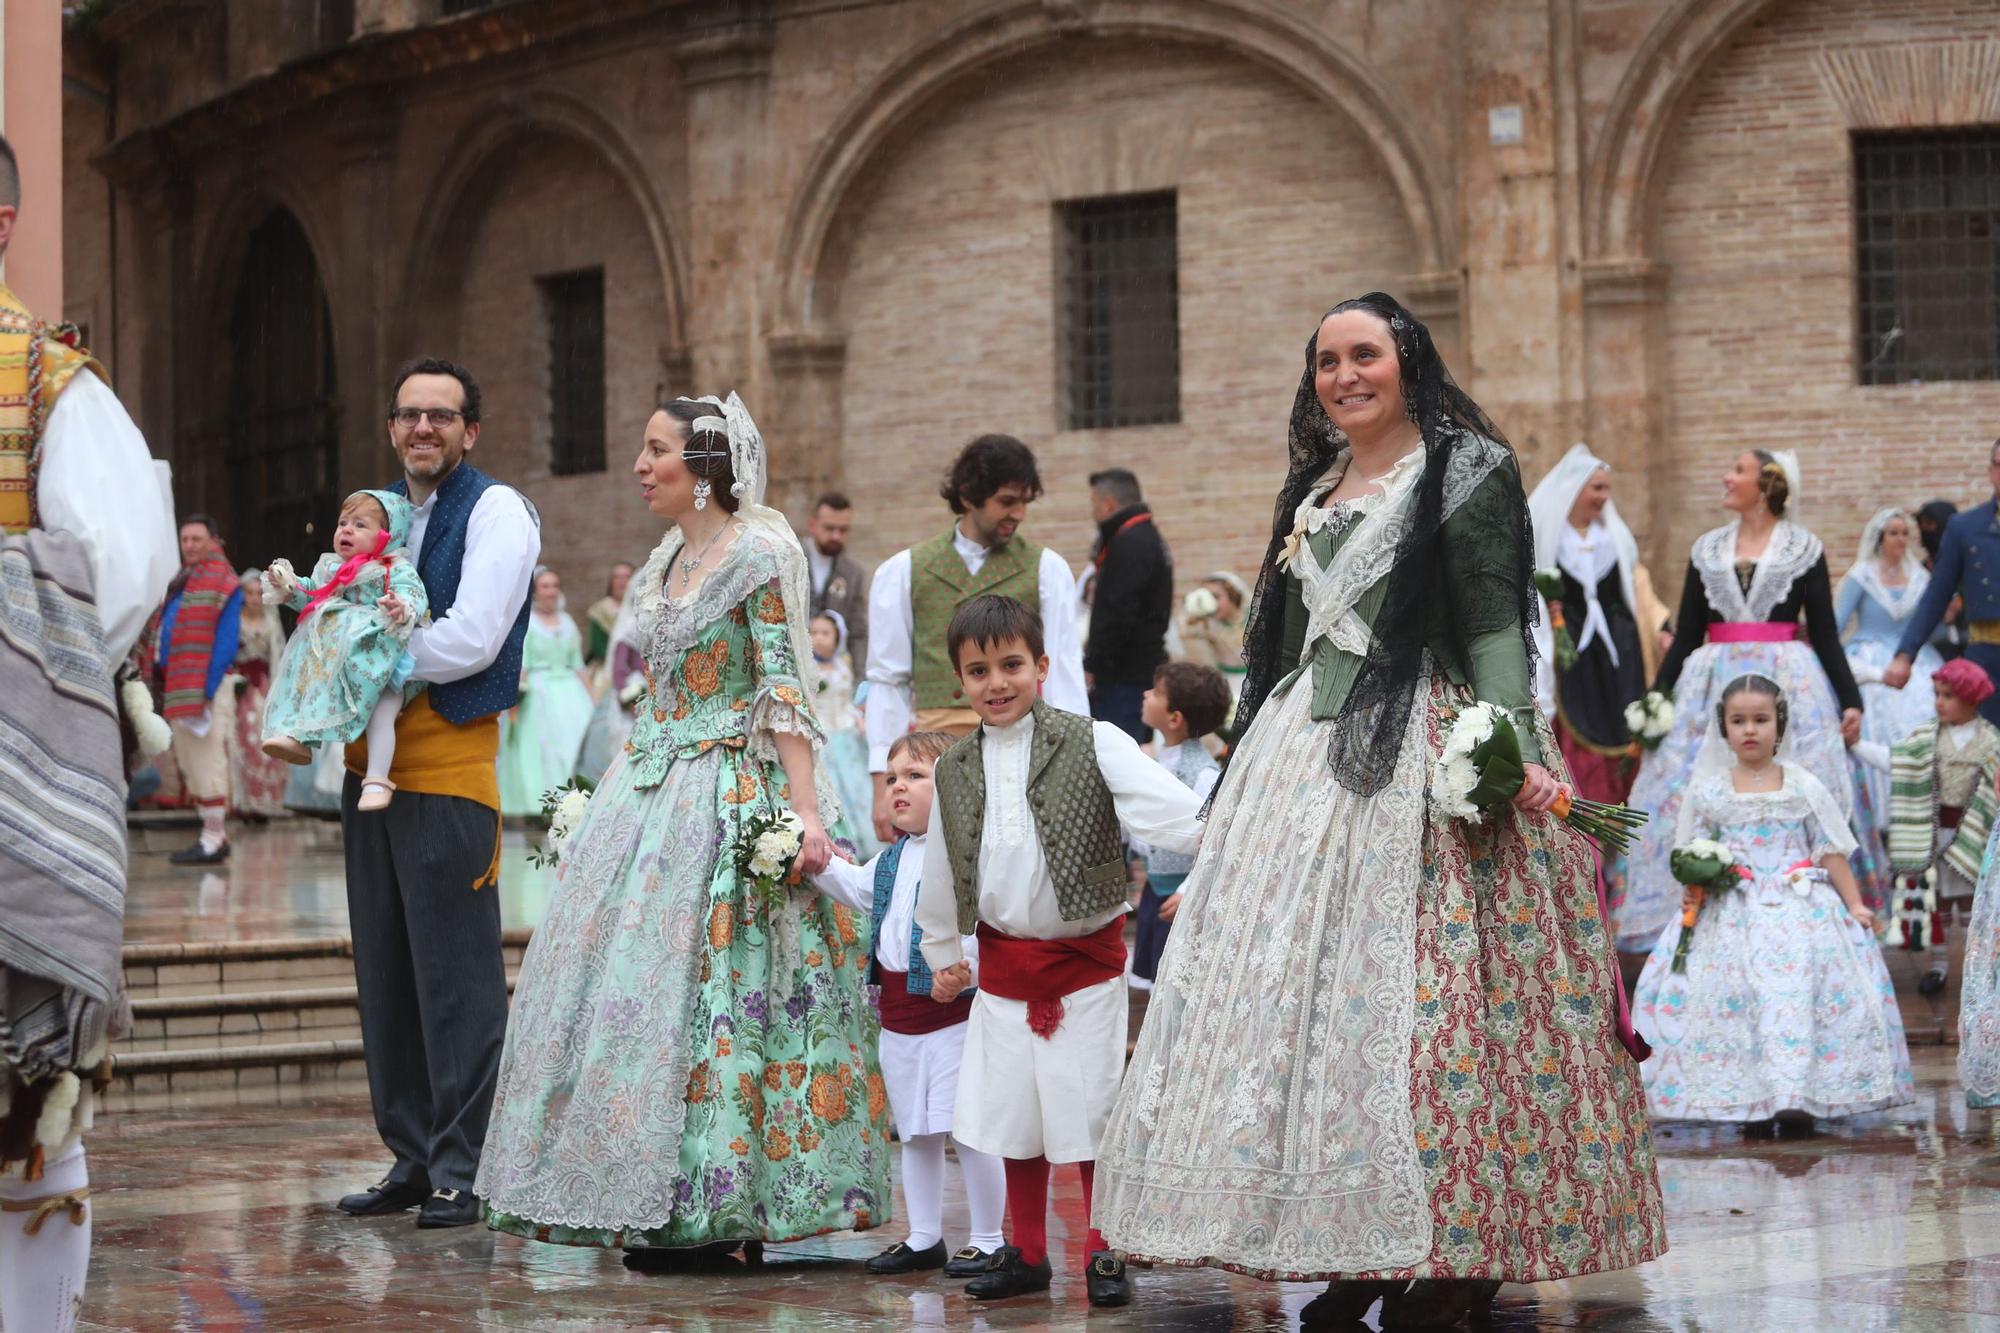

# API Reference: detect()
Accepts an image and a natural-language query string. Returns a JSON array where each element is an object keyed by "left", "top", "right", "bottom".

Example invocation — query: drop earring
[{"left": 693, "top": 477, "right": 711, "bottom": 511}]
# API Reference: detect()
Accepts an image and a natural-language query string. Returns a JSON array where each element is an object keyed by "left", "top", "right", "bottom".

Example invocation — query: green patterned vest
[
  {"left": 909, "top": 526, "right": 1042, "bottom": 709},
  {"left": 933, "top": 700, "right": 1128, "bottom": 934}
]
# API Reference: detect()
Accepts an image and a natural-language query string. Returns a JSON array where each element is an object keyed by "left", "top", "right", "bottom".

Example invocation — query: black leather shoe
[
  {"left": 336, "top": 1177, "right": 430, "bottom": 1216},
  {"left": 864, "top": 1239, "right": 947, "bottom": 1274},
  {"left": 169, "top": 841, "right": 230, "bottom": 866},
  {"left": 964, "top": 1245, "right": 1052, "bottom": 1300},
  {"left": 415, "top": 1187, "right": 483, "bottom": 1229},
  {"left": 943, "top": 1245, "right": 995, "bottom": 1278},
  {"left": 1085, "top": 1250, "right": 1133, "bottom": 1307},
  {"left": 1920, "top": 966, "right": 1948, "bottom": 997}
]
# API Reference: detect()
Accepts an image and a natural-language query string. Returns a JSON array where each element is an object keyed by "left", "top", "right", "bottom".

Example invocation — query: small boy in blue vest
[
  {"left": 811, "top": 730, "right": 1006, "bottom": 1279},
  {"left": 1127, "top": 660, "right": 1231, "bottom": 989},
  {"left": 915, "top": 594, "right": 1204, "bottom": 1308}
]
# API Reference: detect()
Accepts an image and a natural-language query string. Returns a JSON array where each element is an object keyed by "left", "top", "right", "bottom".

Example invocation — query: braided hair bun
[{"left": 1752, "top": 451, "right": 1789, "bottom": 517}]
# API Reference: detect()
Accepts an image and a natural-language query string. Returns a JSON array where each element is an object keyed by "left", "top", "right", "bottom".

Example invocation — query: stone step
[{"left": 121, "top": 929, "right": 532, "bottom": 997}]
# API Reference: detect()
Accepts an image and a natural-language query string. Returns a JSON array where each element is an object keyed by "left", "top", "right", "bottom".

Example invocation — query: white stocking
[
  {"left": 198, "top": 804, "right": 227, "bottom": 853},
  {"left": 364, "top": 691, "right": 403, "bottom": 783},
  {"left": 0, "top": 1144, "right": 91, "bottom": 1333},
  {"left": 899, "top": 1132, "right": 945, "bottom": 1251},
  {"left": 954, "top": 1136, "right": 1006, "bottom": 1254}
]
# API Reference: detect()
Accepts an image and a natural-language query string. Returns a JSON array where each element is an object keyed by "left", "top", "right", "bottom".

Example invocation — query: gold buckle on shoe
[{"left": 1093, "top": 1254, "right": 1123, "bottom": 1276}]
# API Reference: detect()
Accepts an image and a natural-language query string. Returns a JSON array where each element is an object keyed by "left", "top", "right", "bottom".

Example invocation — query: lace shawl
[{"left": 1691, "top": 520, "right": 1823, "bottom": 623}]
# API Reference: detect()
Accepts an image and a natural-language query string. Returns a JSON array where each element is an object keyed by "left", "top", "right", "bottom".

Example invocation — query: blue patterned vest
[
  {"left": 390, "top": 462, "right": 535, "bottom": 723},
  {"left": 870, "top": 838, "right": 971, "bottom": 997}
]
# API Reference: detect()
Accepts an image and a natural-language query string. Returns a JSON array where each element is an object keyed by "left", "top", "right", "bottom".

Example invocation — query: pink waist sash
[{"left": 1707, "top": 621, "right": 1799, "bottom": 644}]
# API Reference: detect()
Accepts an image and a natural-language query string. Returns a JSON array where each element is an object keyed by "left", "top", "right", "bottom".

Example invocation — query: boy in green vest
[{"left": 914, "top": 594, "right": 1204, "bottom": 1308}]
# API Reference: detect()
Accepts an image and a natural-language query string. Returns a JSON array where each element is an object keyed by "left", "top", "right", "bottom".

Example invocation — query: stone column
[
  {"left": 1581, "top": 257, "right": 1671, "bottom": 567},
  {"left": 325, "top": 100, "right": 402, "bottom": 498},
  {"left": 1454, "top": 0, "right": 1587, "bottom": 472}
]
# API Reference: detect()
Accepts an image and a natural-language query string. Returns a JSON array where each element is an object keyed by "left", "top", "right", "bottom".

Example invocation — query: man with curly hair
[{"left": 863, "top": 434, "right": 1086, "bottom": 843}]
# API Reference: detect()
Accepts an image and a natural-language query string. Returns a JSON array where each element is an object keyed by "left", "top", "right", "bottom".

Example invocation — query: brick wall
[
  {"left": 450, "top": 130, "right": 677, "bottom": 610},
  {"left": 1655, "top": 0, "right": 2000, "bottom": 588},
  {"left": 835, "top": 42, "right": 1419, "bottom": 594}
]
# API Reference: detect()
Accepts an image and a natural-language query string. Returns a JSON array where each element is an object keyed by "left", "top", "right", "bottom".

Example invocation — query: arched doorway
[{"left": 226, "top": 209, "right": 338, "bottom": 574}]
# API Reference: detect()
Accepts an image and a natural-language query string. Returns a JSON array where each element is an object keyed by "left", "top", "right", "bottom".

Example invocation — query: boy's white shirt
[
  {"left": 914, "top": 709, "right": 1205, "bottom": 972},
  {"left": 813, "top": 833, "right": 978, "bottom": 978},
  {"left": 1852, "top": 719, "right": 1986, "bottom": 774},
  {"left": 1127, "top": 739, "right": 1220, "bottom": 860}
]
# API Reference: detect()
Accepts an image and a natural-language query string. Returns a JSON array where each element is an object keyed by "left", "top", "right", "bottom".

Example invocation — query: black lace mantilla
[{"left": 1230, "top": 292, "right": 1538, "bottom": 797}]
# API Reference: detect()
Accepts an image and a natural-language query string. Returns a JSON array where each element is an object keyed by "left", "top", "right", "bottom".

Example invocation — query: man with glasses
[{"left": 335, "top": 357, "right": 539, "bottom": 1230}]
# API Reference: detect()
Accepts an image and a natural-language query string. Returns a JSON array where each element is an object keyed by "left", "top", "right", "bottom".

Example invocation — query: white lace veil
[
  {"left": 1525, "top": 443, "right": 1640, "bottom": 663},
  {"left": 1840, "top": 506, "right": 1928, "bottom": 612},
  {"left": 683, "top": 392, "right": 843, "bottom": 826},
  {"left": 1684, "top": 672, "right": 1808, "bottom": 810},
  {"left": 1761, "top": 448, "right": 1803, "bottom": 522}
]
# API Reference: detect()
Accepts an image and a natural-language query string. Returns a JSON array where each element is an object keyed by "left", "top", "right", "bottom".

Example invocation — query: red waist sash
[
  {"left": 1707, "top": 622, "right": 1799, "bottom": 644},
  {"left": 878, "top": 969, "right": 972, "bottom": 1036},
  {"left": 974, "top": 917, "right": 1125, "bottom": 1039}
]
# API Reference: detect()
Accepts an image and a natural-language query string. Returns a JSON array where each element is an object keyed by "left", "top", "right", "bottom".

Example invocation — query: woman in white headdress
[
  {"left": 478, "top": 395, "right": 887, "bottom": 1261},
  {"left": 1526, "top": 447, "right": 1657, "bottom": 807},
  {"left": 1836, "top": 508, "right": 1943, "bottom": 829},
  {"left": 1611, "top": 450, "right": 1867, "bottom": 951}
]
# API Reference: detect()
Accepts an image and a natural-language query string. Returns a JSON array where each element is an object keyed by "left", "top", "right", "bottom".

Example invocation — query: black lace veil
[{"left": 1229, "top": 292, "right": 1537, "bottom": 796}]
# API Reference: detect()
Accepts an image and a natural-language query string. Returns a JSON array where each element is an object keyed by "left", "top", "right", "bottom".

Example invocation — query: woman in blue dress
[{"left": 1838, "top": 508, "right": 1944, "bottom": 845}]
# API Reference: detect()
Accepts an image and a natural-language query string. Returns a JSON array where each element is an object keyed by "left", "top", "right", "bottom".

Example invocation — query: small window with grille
[
  {"left": 1853, "top": 128, "right": 2000, "bottom": 385},
  {"left": 540, "top": 267, "right": 606, "bottom": 476},
  {"left": 1058, "top": 191, "right": 1181, "bottom": 429}
]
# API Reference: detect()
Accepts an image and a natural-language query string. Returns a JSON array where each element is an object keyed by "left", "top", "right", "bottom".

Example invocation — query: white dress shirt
[
  {"left": 863, "top": 525, "right": 1088, "bottom": 770},
  {"left": 814, "top": 833, "right": 979, "bottom": 977},
  {"left": 914, "top": 711, "right": 1203, "bottom": 971},
  {"left": 404, "top": 479, "right": 541, "bottom": 683},
  {"left": 806, "top": 538, "right": 834, "bottom": 596},
  {"left": 38, "top": 373, "right": 179, "bottom": 663}
]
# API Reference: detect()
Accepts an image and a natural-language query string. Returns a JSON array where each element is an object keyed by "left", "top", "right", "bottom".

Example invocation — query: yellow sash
[
  {"left": 0, "top": 282, "right": 106, "bottom": 535},
  {"left": 345, "top": 692, "right": 503, "bottom": 889}
]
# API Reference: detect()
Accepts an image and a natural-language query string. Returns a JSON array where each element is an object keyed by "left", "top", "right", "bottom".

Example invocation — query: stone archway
[
  {"left": 772, "top": 0, "right": 1453, "bottom": 344},
  {"left": 223, "top": 207, "right": 340, "bottom": 574}
]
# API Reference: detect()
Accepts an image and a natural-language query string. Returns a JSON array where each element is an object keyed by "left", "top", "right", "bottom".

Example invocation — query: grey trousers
[{"left": 340, "top": 777, "right": 508, "bottom": 1193}]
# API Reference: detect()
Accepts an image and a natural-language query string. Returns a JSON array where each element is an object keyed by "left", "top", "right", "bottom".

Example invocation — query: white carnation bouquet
[
  {"left": 1623, "top": 690, "right": 1674, "bottom": 752},
  {"left": 528, "top": 777, "right": 595, "bottom": 869},
  {"left": 1432, "top": 701, "right": 1648, "bottom": 852},
  {"left": 1667, "top": 837, "right": 1751, "bottom": 972},
  {"left": 733, "top": 807, "right": 807, "bottom": 909},
  {"left": 120, "top": 676, "right": 173, "bottom": 757}
]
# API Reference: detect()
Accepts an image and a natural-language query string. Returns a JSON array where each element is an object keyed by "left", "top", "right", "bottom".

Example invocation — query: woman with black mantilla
[{"left": 1093, "top": 295, "right": 1665, "bottom": 1328}]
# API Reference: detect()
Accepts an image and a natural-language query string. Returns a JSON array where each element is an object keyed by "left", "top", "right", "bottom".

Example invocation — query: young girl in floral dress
[
  {"left": 1630, "top": 674, "right": 1913, "bottom": 1129},
  {"left": 261, "top": 489, "right": 427, "bottom": 813}
]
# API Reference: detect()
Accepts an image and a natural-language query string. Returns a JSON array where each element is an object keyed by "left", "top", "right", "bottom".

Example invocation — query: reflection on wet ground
[
  {"left": 93, "top": 819, "right": 2000, "bottom": 1329},
  {"left": 81, "top": 1053, "right": 2000, "bottom": 1329}
]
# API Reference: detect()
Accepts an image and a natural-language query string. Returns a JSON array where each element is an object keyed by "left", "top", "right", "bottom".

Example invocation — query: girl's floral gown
[
  {"left": 1631, "top": 764, "right": 1914, "bottom": 1122},
  {"left": 477, "top": 527, "right": 890, "bottom": 1248}
]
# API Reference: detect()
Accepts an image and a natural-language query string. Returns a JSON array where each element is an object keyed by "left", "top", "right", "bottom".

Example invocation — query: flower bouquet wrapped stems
[
  {"left": 1533, "top": 569, "right": 1579, "bottom": 671},
  {"left": 1623, "top": 690, "right": 1674, "bottom": 755},
  {"left": 1431, "top": 701, "right": 1650, "bottom": 853},
  {"left": 733, "top": 807, "right": 808, "bottom": 911},
  {"left": 529, "top": 776, "right": 596, "bottom": 869},
  {"left": 1667, "top": 839, "right": 1752, "bottom": 972}
]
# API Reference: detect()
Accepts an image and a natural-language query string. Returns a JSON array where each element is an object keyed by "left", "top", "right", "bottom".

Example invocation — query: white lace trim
[
  {"left": 1691, "top": 520, "right": 1823, "bottom": 624},
  {"left": 1677, "top": 762, "right": 1857, "bottom": 859}
]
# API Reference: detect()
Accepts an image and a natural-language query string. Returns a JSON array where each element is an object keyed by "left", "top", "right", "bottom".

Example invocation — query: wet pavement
[
  {"left": 80, "top": 1050, "right": 2000, "bottom": 1330},
  {"left": 84, "top": 819, "right": 2000, "bottom": 1329}
]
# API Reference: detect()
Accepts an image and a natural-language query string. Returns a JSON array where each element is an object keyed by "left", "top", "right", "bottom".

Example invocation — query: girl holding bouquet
[
  {"left": 475, "top": 395, "right": 888, "bottom": 1261},
  {"left": 1095, "top": 294, "right": 1663, "bottom": 1329},
  {"left": 1631, "top": 674, "right": 1912, "bottom": 1128},
  {"left": 1612, "top": 451, "right": 1867, "bottom": 950}
]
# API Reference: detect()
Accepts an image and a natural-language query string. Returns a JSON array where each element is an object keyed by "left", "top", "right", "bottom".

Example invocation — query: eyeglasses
[{"left": 391, "top": 407, "right": 464, "bottom": 428}]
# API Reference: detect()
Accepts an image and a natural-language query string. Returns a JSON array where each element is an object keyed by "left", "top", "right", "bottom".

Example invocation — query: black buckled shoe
[
  {"left": 169, "top": 841, "right": 230, "bottom": 866},
  {"left": 336, "top": 1176, "right": 431, "bottom": 1216},
  {"left": 1085, "top": 1250, "right": 1133, "bottom": 1307},
  {"left": 864, "top": 1239, "right": 947, "bottom": 1274},
  {"left": 1920, "top": 966, "right": 1949, "bottom": 997},
  {"left": 415, "top": 1187, "right": 483, "bottom": 1229},
  {"left": 943, "top": 1245, "right": 995, "bottom": 1278},
  {"left": 963, "top": 1244, "right": 1052, "bottom": 1300}
]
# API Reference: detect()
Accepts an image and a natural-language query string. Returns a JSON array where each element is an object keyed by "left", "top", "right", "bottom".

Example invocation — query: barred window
[
  {"left": 1854, "top": 128, "right": 2000, "bottom": 385},
  {"left": 1058, "top": 191, "right": 1180, "bottom": 429},
  {"left": 540, "top": 268, "right": 606, "bottom": 476}
]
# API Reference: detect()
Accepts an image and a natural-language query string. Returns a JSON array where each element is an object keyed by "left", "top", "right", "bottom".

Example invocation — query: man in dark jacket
[{"left": 1083, "top": 468, "right": 1172, "bottom": 741}]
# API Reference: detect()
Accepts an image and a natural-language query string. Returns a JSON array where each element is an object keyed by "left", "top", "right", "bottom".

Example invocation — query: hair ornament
[{"left": 692, "top": 415, "right": 728, "bottom": 437}]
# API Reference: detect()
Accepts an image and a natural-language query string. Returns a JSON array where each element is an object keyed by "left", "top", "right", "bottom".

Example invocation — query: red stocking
[
  {"left": 1077, "top": 1159, "right": 1107, "bottom": 1264},
  {"left": 1003, "top": 1155, "right": 1051, "bottom": 1267}
]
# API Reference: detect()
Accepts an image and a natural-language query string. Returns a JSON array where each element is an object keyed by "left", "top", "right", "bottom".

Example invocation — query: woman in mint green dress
[
  {"left": 477, "top": 395, "right": 888, "bottom": 1260},
  {"left": 498, "top": 568, "right": 595, "bottom": 815}
]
